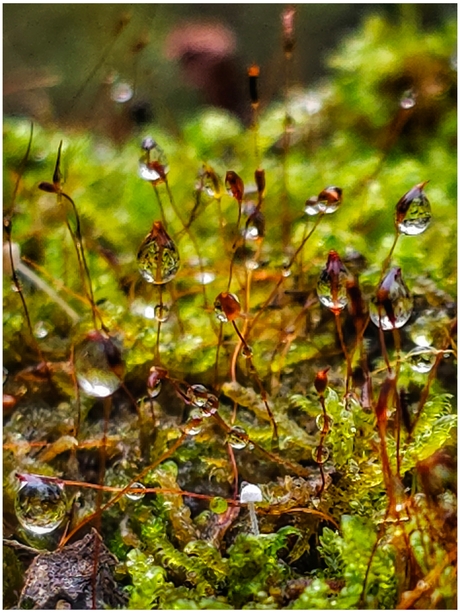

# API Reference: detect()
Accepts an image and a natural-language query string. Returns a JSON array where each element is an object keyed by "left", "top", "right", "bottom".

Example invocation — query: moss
[{"left": 3, "top": 7, "right": 457, "bottom": 610}]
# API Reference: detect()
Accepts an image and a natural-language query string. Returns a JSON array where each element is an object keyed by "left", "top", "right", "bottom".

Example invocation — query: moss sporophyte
[{"left": 3, "top": 6, "right": 457, "bottom": 610}]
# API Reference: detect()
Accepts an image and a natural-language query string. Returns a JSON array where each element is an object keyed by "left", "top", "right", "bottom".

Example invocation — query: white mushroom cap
[{"left": 240, "top": 482, "right": 263, "bottom": 504}]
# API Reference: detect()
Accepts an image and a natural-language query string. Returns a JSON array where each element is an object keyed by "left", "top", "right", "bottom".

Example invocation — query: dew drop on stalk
[
  {"left": 313, "top": 445, "right": 330, "bottom": 464},
  {"left": 34, "top": 321, "right": 51, "bottom": 339},
  {"left": 74, "top": 330, "right": 123, "bottom": 398},
  {"left": 281, "top": 265, "right": 291, "bottom": 278},
  {"left": 317, "top": 250, "right": 350, "bottom": 313},
  {"left": 125, "top": 482, "right": 146, "bottom": 501},
  {"left": 241, "top": 345, "right": 253, "bottom": 359},
  {"left": 137, "top": 221, "right": 180, "bottom": 284},
  {"left": 395, "top": 181, "right": 432, "bottom": 236},
  {"left": 209, "top": 496, "right": 228, "bottom": 514},
  {"left": 311, "top": 496, "right": 321, "bottom": 509},
  {"left": 154, "top": 303, "right": 170, "bottom": 322},
  {"left": 15, "top": 473, "right": 66, "bottom": 535},
  {"left": 147, "top": 366, "right": 167, "bottom": 398},
  {"left": 185, "top": 409, "right": 204, "bottom": 436},
  {"left": 316, "top": 413, "right": 333, "bottom": 433},
  {"left": 214, "top": 292, "right": 241, "bottom": 323},
  {"left": 243, "top": 207, "right": 265, "bottom": 241},
  {"left": 227, "top": 426, "right": 249, "bottom": 449},
  {"left": 400, "top": 89, "right": 416, "bottom": 109},
  {"left": 202, "top": 165, "right": 222, "bottom": 199},
  {"left": 305, "top": 186, "right": 342, "bottom": 215},
  {"left": 138, "top": 138, "right": 169, "bottom": 183},
  {"left": 111, "top": 81, "right": 133, "bottom": 103},
  {"left": 406, "top": 346, "right": 437, "bottom": 373},
  {"left": 187, "top": 384, "right": 219, "bottom": 416},
  {"left": 369, "top": 267, "right": 413, "bottom": 330}
]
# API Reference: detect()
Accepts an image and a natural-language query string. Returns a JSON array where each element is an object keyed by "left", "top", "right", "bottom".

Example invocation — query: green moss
[{"left": 3, "top": 8, "right": 457, "bottom": 610}]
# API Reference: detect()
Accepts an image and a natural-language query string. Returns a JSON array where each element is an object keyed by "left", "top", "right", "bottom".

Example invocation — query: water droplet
[
  {"left": 138, "top": 140, "right": 169, "bottom": 183},
  {"left": 313, "top": 445, "right": 330, "bottom": 464},
  {"left": 186, "top": 384, "right": 219, "bottom": 416},
  {"left": 316, "top": 413, "right": 333, "bottom": 433},
  {"left": 242, "top": 345, "right": 253, "bottom": 359},
  {"left": 185, "top": 409, "right": 203, "bottom": 436},
  {"left": 227, "top": 426, "right": 249, "bottom": 449},
  {"left": 15, "top": 473, "right": 66, "bottom": 535},
  {"left": 400, "top": 90, "right": 416, "bottom": 109},
  {"left": 214, "top": 292, "right": 241, "bottom": 323},
  {"left": 281, "top": 265, "right": 291, "bottom": 278},
  {"left": 209, "top": 496, "right": 228, "bottom": 514},
  {"left": 370, "top": 267, "right": 413, "bottom": 330},
  {"left": 244, "top": 209, "right": 265, "bottom": 241},
  {"left": 305, "top": 187, "right": 342, "bottom": 215},
  {"left": 147, "top": 366, "right": 167, "bottom": 398},
  {"left": 137, "top": 221, "right": 180, "bottom": 285},
  {"left": 395, "top": 182, "right": 432, "bottom": 236},
  {"left": 245, "top": 259, "right": 259, "bottom": 271},
  {"left": 125, "top": 482, "right": 146, "bottom": 501},
  {"left": 317, "top": 250, "right": 350, "bottom": 313},
  {"left": 141, "top": 137, "right": 156, "bottom": 151},
  {"left": 154, "top": 303, "right": 170, "bottom": 322},
  {"left": 416, "top": 580, "right": 429, "bottom": 591},
  {"left": 311, "top": 496, "right": 321, "bottom": 508},
  {"left": 305, "top": 197, "right": 321, "bottom": 216},
  {"left": 111, "top": 81, "right": 133, "bottom": 103},
  {"left": 406, "top": 346, "right": 437, "bottom": 374},
  {"left": 201, "top": 165, "right": 222, "bottom": 198},
  {"left": 408, "top": 310, "right": 450, "bottom": 348},
  {"left": 34, "top": 321, "right": 51, "bottom": 339},
  {"left": 74, "top": 331, "right": 123, "bottom": 398}
]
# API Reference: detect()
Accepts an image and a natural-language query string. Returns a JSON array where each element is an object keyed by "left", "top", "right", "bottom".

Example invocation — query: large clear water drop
[
  {"left": 406, "top": 346, "right": 437, "bottom": 374},
  {"left": 369, "top": 267, "right": 413, "bottom": 330},
  {"left": 137, "top": 221, "right": 180, "bottom": 284},
  {"left": 317, "top": 250, "right": 350, "bottom": 314},
  {"left": 395, "top": 182, "right": 432, "bottom": 236},
  {"left": 74, "top": 331, "right": 123, "bottom": 398},
  {"left": 15, "top": 473, "right": 66, "bottom": 535}
]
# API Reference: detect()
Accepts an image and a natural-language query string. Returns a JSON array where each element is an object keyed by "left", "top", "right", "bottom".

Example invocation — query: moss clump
[{"left": 3, "top": 7, "right": 457, "bottom": 610}]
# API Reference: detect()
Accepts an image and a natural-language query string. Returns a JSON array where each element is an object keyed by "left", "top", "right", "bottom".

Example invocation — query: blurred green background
[{"left": 3, "top": 3, "right": 457, "bottom": 132}]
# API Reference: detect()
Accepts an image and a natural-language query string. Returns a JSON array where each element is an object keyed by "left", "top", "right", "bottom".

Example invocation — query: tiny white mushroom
[{"left": 240, "top": 481, "right": 263, "bottom": 536}]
